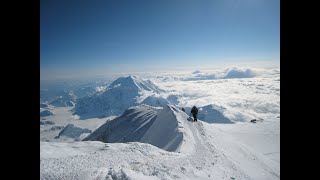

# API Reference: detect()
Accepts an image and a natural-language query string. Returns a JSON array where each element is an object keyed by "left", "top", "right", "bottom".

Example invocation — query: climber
[{"left": 190, "top": 106, "right": 198, "bottom": 122}]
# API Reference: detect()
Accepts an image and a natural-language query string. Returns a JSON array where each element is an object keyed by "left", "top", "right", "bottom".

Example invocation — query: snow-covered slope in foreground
[
  {"left": 41, "top": 105, "right": 279, "bottom": 180},
  {"left": 83, "top": 105, "right": 159, "bottom": 143},
  {"left": 84, "top": 104, "right": 195, "bottom": 153},
  {"left": 141, "top": 105, "right": 195, "bottom": 154}
]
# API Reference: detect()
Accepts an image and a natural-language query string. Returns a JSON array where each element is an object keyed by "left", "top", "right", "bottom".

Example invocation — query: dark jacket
[{"left": 191, "top": 106, "right": 198, "bottom": 115}]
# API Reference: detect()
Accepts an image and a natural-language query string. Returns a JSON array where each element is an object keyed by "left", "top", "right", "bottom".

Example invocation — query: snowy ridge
[
  {"left": 107, "top": 75, "right": 163, "bottom": 93},
  {"left": 83, "top": 105, "right": 159, "bottom": 142},
  {"left": 83, "top": 104, "right": 195, "bottom": 154},
  {"left": 141, "top": 105, "right": 195, "bottom": 154}
]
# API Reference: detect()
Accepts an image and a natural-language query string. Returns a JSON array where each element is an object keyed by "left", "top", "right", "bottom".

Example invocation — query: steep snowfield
[
  {"left": 84, "top": 104, "right": 195, "bottom": 153},
  {"left": 83, "top": 105, "right": 159, "bottom": 142},
  {"left": 74, "top": 76, "right": 165, "bottom": 119},
  {"left": 41, "top": 105, "right": 279, "bottom": 179},
  {"left": 141, "top": 105, "right": 195, "bottom": 153}
]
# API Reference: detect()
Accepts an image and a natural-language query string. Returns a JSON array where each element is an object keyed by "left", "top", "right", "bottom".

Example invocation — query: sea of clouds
[{"left": 144, "top": 66, "right": 280, "bottom": 122}]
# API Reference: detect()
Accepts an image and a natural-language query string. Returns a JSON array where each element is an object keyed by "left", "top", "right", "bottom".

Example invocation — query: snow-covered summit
[
  {"left": 84, "top": 104, "right": 195, "bottom": 153},
  {"left": 108, "top": 75, "right": 163, "bottom": 93},
  {"left": 74, "top": 76, "right": 165, "bottom": 119}
]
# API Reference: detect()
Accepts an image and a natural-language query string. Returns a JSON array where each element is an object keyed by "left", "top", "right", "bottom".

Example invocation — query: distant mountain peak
[
  {"left": 108, "top": 75, "right": 163, "bottom": 93},
  {"left": 74, "top": 76, "right": 165, "bottom": 119}
]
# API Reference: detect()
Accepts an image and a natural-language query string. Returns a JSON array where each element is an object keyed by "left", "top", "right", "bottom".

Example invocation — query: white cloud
[
  {"left": 192, "top": 70, "right": 201, "bottom": 74},
  {"left": 223, "top": 67, "right": 256, "bottom": 79},
  {"left": 151, "top": 67, "right": 262, "bottom": 82},
  {"left": 145, "top": 67, "right": 280, "bottom": 122}
]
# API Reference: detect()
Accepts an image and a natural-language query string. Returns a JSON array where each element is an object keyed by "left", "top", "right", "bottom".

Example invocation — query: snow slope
[
  {"left": 141, "top": 105, "right": 195, "bottom": 153},
  {"left": 205, "top": 121, "right": 280, "bottom": 180},
  {"left": 41, "top": 104, "right": 279, "bottom": 179},
  {"left": 83, "top": 105, "right": 159, "bottom": 143},
  {"left": 41, "top": 118, "right": 249, "bottom": 179},
  {"left": 74, "top": 75, "right": 165, "bottom": 119},
  {"left": 84, "top": 104, "right": 195, "bottom": 153}
]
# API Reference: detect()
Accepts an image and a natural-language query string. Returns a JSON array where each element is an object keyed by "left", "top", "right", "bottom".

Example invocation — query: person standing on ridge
[{"left": 191, "top": 106, "right": 198, "bottom": 122}]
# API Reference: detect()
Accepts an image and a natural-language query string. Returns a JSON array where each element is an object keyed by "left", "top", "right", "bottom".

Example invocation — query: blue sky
[{"left": 41, "top": 0, "right": 279, "bottom": 79}]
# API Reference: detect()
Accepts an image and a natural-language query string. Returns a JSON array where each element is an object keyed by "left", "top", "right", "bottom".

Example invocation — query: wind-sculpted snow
[
  {"left": 141, "top": 105, "right": 195, "bottom": 153},
  {"left": 84, "top": 104, "right": 195, "bottom": 153},
  {"left": 83, "top": 105, "right": 159, "bottom": 143}
]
